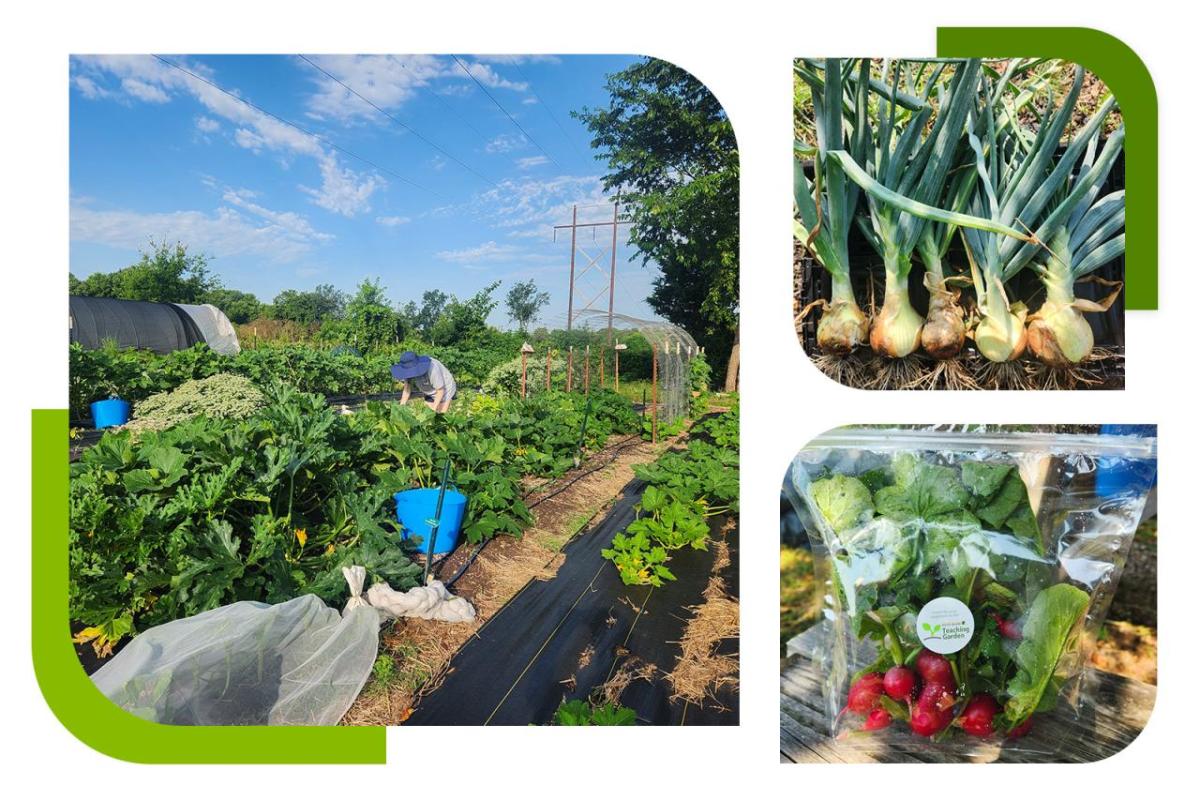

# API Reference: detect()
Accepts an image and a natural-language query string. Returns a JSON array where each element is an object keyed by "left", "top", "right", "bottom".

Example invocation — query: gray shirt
[{"left": 408, "top": 357, "right": 457, "bottom": 399}]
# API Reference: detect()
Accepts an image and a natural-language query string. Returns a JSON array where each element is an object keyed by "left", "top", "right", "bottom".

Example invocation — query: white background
[{"left": 3, "top": 0, "right": 1194, "bottom": 794}]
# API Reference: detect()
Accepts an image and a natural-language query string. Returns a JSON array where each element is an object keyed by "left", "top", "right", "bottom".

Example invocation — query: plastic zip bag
[{"left": 785, "top": 427, "right": 1156, "bottom": 756}]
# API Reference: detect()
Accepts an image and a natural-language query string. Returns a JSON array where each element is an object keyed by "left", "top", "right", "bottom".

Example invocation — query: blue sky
[{"left": 69, "top": 54, "right": 660, "bottom": 328}]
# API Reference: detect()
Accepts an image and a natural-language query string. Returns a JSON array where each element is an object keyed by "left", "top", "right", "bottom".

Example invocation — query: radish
[
  {"left": 915, "top": 649, "right": 955, "bottom": 687},
  {"left": 1008, "top": 716, "right": 1035, "bottom": 739},
  {"left": 846, "top": 673, "right": 885, "bottom": 713},
  {"left": 960, "top": 694, "right": 1001, "bottom": 737},
  {"left": 883, "top": 665, "right": 916, "bottom": 700},
  {"left": 910, "top": 681, "right": 955, "bottom": 736},
  {"left": 918, "top": 681, "right": 956, "bottom": 714},
  {"left": 910, "top": 705, "right": 950, "bottom": 737},
  {"left": 990, "top": 613, "right": 1022, "bottom": 640},
  {"left": 863, "top": 708, "right": 892, "bottom": 731}
]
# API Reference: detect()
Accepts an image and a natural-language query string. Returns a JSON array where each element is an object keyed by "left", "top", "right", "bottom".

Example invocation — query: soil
[
  {"left": 1109, "top": 537, "right": 1156, "bottom": 627},
  {"left": 342, "top": 431, "right": 682, "bottom": 725},
  {"left": 1090, "top": 621, "right": 1157, "bottom": 685}
]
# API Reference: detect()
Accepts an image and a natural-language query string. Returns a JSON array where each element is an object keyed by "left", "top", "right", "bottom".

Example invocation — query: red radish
[
  {"left": 846, "top": 673, "right": 885, "bottom": 713},
  {"left": 915, "top": 649, "right": 955, "bottom": 687},
  {"left": 910, "top": 705, "right": 949, "bottom": 737},
  {"left": 918, "top": 681, "right": 956, "bottom": 715},
  {"left": 960, "top": 694, "right": 1001, "bottom": 737},
  {"left": 990, "top": 613, "right": 1023, "bottom": 640},
  {"left": 863, "top": 708, "right": 892, "bottom": 731},
  {"left": 1008, "top": 716, "right": 1035, "bottom": 739},
  {"left": 883, "top": 666, "right": 916, "bottom": 700}
]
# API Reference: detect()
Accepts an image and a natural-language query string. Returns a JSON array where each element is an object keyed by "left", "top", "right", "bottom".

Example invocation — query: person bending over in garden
[{"left": 391, "top": 350, "right": 457, "bottom": 413}]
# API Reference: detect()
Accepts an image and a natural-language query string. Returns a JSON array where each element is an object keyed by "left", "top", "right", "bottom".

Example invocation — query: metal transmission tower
[{"left": 553, "top": 199, "right": 630, "bottom": 341}]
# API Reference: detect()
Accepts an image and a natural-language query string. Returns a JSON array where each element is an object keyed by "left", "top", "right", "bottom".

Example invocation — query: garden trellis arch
[{"left": 571, "top": 310, "right": 700, "bottom": 423}]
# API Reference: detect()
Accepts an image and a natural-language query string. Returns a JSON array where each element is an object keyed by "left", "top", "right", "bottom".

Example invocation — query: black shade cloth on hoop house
[
  {"left": 404, "top": 479, "right": 739, "bottom": 726},
  {"left": 70, "top": 295, "right": 207, "bottom": 354}
]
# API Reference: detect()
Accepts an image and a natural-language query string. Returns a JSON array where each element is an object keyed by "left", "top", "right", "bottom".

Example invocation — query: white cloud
[
  {"left": 72, "top": 75, "right": 110, "bottom": 100},
  {"left": 470, "top": 55, "right": 561, "bottom": 66},
  {"left": 300, "top": 155, "right": 381, "bottom": 217},
  {"left": 195, "top": 115, "right": 220, "bottom": 133},
  {"left": 517, "top": 156, "right": 549, "bottom": 169},
  {"left": 486, "top": 133, "right": 527, "bottom": 153},
  {"left": 435, "top": 240, "right": 519, "bottom": 263},
  {"left": 457, "top": 61, "right": 528, "bottom": 91},
  {"left": 302, "top": 54, "right": 444, "bottom": 123},
  {"left": 376, "top": 215, "right": 412, "bottom": 227},
  {"left": 121, "top": 78, "right": 170, "bottom": 103},
  {"left": 221, "top": 188, "right": 334, "bottom": 242},
  {"left": 71, "top": 55, "right": 381, "bottom": 217},
  {"left": 71, "top": 196, "right": 331, "bottom": 263},
  {"left": 521, "top": 96, "right": 539, "bottom": 105},
  {"left": 474, "top": 174, "right": 610, "bottom": 235}
]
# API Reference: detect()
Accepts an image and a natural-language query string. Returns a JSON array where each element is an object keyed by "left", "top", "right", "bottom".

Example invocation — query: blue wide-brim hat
[{"left": 391, "top": 350, "right": 432, "bottom": 380}]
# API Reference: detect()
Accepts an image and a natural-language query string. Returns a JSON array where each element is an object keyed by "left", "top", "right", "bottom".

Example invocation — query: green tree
[
  {"left": 409, "top": 289, "right": 449, "bottom": 341},
  {"left": 272, "top": 284, "right": 346, "bottom": 324},
  {"left": 430, "top": 281, "right": 501, "bottom": 347},
  {"left": 575, "top": 58, "right": 739, "bottom": 389},
  {"left": 72, "top": 241, "right": 218, "bottom": 305},
  {"left": 505, "top": 279, "right": 551, "bottom": 332},
  {"left": 343, "top": 278, "right": 402, "bottom": 351},
  {"left": 202, "top": 288, "right": 264, "bottom": 324}
]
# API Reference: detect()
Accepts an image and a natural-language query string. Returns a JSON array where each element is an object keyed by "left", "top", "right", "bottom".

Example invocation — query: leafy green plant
[
  {"left": 552, "top": 699, "right": 637, "bottom": 726},
  {"left": 125, "top": 373, "right": 264, "bottom": 434},
  {"left": 72, "top": 380, "right": 644, "bottom": 652},
  {"left": 605, "top": 405, "right": 739, "bottom": 586}
]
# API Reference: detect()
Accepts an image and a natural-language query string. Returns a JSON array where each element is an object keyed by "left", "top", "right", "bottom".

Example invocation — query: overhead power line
[
  {"left": 152, "top": 54, "right": 440, "bottom": 198},
  {"left": 512, "top": 62, "right": 592, "bottom": 166},
  {"left": 297, "top": 54, "right": 501, "bottom": 189},
  {"left": 450, "top": 54, "right": 563, "bottom": 171}
]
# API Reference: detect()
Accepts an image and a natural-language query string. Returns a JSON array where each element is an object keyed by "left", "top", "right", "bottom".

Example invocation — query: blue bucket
[
  {"left": 394, "top": 487, "right": 468, "bottom": 555},
  {"left": 91, "top": 398, "right": 131, "bottom": 429},
  {"left": 1096, "top": 425, "right": 1158, "bottom": 499}
]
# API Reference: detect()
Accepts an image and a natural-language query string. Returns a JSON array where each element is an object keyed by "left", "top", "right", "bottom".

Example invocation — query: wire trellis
[{"left": 571, "top": 310, "right": 699, "bottom": 423}]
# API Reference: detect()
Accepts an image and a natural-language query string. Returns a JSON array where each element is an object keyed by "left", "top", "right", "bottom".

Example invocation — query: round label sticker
[{"left": 916, "top": 597, "right": 975, "bottom": 654}]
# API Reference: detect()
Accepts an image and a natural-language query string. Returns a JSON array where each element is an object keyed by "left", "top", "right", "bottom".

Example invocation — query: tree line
[{"left": 70, "top": 241, "right": 553, "bottom": 350}]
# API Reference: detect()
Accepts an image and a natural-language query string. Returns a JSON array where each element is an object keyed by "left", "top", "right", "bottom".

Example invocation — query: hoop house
[
  {"left": 571, "top": 310, "right": 699, "bottom": 423},
  {"left": 70, "top": 296, "right": 241, "bottom": 356}
]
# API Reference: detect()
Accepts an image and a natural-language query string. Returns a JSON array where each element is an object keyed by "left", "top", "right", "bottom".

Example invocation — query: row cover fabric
[
  {"left": 175, "top": 303, "right": 241, "bottom": 355},
  {"left": 786, "top": 427, "right": 1156, "bottom": 757},
  {"left": 92, "top": 568, "right": 475, "bottom": 725},
  {"left": 70, "top": 296, "right": 240, "bottom": 356}
]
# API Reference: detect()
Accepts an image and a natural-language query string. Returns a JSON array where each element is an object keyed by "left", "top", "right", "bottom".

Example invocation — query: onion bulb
[
  {"left": 817, "top": 299, "right": 869, "bottom": 355},
  {"left": 870, "top": 253, "right": 923, "bottom": 358},
  {"left": 1027, "top": 301, "right": 1093, "bottom": 366},
  {"left": 920, "top": 274, "right": 966, "bottom": 360}
]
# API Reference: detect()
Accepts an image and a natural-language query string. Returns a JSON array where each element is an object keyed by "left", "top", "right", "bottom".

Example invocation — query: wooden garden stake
[
  {"left": 614, "top": 340, "right": 626, "bottom": 392},
  {"left": 567, "top": 346, "right": 574, "bottom": 392},
  {"left": 520, "top": 341, "right": 534, "bottom": 399},
  {"left": 599, "top": 347, "right": 605, "bottom": 387},
  {"left": 545, "top": 350, "right": 552, "bottom": 391},
  {"left": 584, "top": 344, "right": 591, "bottom": 394}
]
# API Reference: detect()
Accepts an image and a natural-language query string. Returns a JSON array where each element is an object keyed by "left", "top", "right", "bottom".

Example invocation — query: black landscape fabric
[{"left": 405, "top": 478, "right": 739, "bottom": 726}]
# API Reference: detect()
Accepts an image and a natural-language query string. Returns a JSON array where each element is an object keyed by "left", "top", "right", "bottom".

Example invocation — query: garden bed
[
  {"left": 342, "top": 431, "right": 683, "bottom": 725},
  {"left": 396, "top": 487, "right": 738, "bottom": 725}
]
